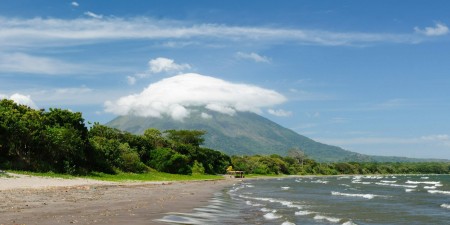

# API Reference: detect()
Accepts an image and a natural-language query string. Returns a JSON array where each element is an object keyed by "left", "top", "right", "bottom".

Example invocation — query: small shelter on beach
[
  {"left": 226, "top": 170, "right": 244, "bottom": 178},
  {"left": 226, "top": 166, "right": 244, "bottom": 178}
]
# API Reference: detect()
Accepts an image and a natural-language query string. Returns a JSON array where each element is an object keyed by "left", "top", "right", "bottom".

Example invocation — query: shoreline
[{"left": 0, "top": 173, "right": 240, "bottom": 225}]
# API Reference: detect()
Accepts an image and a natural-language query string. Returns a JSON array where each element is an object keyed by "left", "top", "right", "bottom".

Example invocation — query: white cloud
[
  {"left": 0, "top": 53, "right": 79, "bottom": 75},
  {"left": 105, "top": 73, "right": 287, "bottom": 121},
  {"left": 0, "top": 16, "right": 423, "bottom": 50},
  {"left": 149, "top": 57, "right": 191, "bottom": 73},
  {"left": 414, "top": 22, "right": 449, "bottom": 36},
  {"left": 201, "top": 112, "right": 212, "bottom": 119},
  {"left": 236, "top": 52, "right": 271, "bottom": 63},
  {"left": 421, "top": 134, "right": 450, "bottom": 146},
  {"left": 54, "top": 86, "right": 92, "bottom": 95},
  {"left": 0, "top": 52, "right": 108, "bottom": 75},
  {"left": 127, "top": 57, "right": 191, "bottom": 85},
  {"left": 84, "top": 11, "right": 103, "bottom": 19},
  {"left": 267, "top": 109, "right": 292, "bottom": 117},
  {"left": 9, "top": 93, "right": 38, "bottom": 109},
  {"left": 318, "top": 134, "right": 450, "bottom": 147},
  {"left": 127, "top": 76, "right": 137, "bottom": 85},
  {"left": 71, "top": 2, "right": 79, "bottom": 7}
]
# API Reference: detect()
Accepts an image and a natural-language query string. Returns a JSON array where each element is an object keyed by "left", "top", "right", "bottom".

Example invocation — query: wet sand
[{"left": 0, "top": 173, "right": 239, "bottom": 225}]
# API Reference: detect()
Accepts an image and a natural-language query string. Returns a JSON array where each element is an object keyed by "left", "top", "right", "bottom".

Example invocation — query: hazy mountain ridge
[{"left": 106, "top": 110, "right": 445, "bottom": 162}]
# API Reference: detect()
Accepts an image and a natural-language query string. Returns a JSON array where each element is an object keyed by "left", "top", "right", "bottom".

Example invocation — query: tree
[
  {"left": 288, "top": 148, "right": 306, "bottom": 167},
  {"left": 164, "top": 130, "right": 206, "bottom": 147}
]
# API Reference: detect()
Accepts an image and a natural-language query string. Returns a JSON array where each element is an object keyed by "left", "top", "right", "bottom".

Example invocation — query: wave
[
  {"left": 264, "top": 212, "right": 281, "bottom": 220},
  {"left": 380, "top": 180, "right": 397, "bottom": 183},
  {"left": 281, "top": 186, "right": 290, "bottom": 190},
  {"left": 405, "top": 189, "right": 415, "bottom": 192},
  {"left": 311, "top": 180, "right": 329, "bottom": 184},
  {"left": 420, "top": 176, "right": 429, "bottom": 179},
  {"left": 375, "top": 182, "right": 417, "bottom": 188},
  {"left": 281, "top": 221, "right": 296, "bottom": 225},
  {"left": 240, "top": 195, "right": 303, "bottom": 209},
  {"left": 428, "top": 190, "right": 450, "bottom": 195},
  {"left": 406, "top": 180, "right": 441, "bottom": 185},
  {"left": 295, "top": 210, "right": 315, "bottom": 216},
  {"left": 342, "top": 220, "right": 358, "bottom": 225},
  {"left": 424, "top": 186, "right": 436, "bottom": 189},
  {"left": 245, "top": 200, "right": 263, "bottom": 207},
  {"left": 331, "top": 191, "right": 379, "bottom": 199},
  {"left": 441, "top": 203, "right": 450, "bottom": 209},
  {"left": 314, "top": 215, "right": 342, "bottom": 223}
]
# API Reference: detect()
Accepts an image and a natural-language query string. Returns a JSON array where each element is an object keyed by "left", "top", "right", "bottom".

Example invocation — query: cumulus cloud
[
  {"left": 8, "top": 93, "right": 38, "bottom": 109},
  {"left": 267, "top": 109, "right": 292, "bottom": 117},
  {"left": 236, "top": 52, "right": 271, "bottom": 63},
  {"left": 84, "top": 11, "right": 103, "bottom": 19},
  {"left": 149, "top": 57, "right": 191, "bottom": 73},
  {"left": 71, "top": 2, "right": 79, "bottom": 7},
  {"left": 127, "top": 57, "right": 191, "bottom": 85},
  {"left": 105, "top": 73, "right": 286, "bottom": 120},
  {"left": 414, "top": 22, "right": 449, "bottom": 36}
]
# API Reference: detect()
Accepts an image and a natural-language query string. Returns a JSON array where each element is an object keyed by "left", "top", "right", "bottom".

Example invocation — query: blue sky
[{"left": 1, "top": 0, "right": 450, "bottom": 159}]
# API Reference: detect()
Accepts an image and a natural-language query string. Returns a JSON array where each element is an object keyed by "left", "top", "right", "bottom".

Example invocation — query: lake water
[{"left": 157, "top": 175, "right": 450, "bottom": 224}]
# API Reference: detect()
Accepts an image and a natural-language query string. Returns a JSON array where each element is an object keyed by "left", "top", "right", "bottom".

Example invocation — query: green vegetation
[
  {"left": 10, "top": 170, "right": 223, "bottom": 182},
  {"left": 106, "top": 110, "right": 446, "bottom": 162},
  {"left": 0, "top": 99, "right": 230, "bottom": 177},
  {"left": 1, "top": 99, "right": 449, "bottom": 181},
  {"left": 231, "top": 151, "right": 450, "bottom": 176}
]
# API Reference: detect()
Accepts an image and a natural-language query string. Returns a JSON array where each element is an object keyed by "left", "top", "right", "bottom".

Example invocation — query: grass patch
[
  {"left": 85, "top": 172, "right": 223, "bottom": 182},
  {"left": 7, "top": 170, "right": 224, "bottom": 182}
]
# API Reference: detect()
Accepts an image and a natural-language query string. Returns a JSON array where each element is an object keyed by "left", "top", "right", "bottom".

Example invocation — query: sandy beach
[{"left": 0, "top": 173, "right": 239, "bottom": 225}]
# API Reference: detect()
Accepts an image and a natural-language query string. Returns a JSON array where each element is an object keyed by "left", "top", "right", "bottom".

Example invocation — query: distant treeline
[
  {"left": 231, "top": 154, "right": 450, "bottom": 175},
  {"left": 1, "top": 99, "right": 449, "bottom": 176}
]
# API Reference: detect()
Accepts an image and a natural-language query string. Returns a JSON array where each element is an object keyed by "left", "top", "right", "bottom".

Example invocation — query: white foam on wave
[
  {"left": 424, "top": 186, "right": 436, "bottom": 189},
  {"left": 441, "top": 203, "right": 450, "bottom": 209},
  {"left": 364, "top": 175, "right": 383, "bottom": 179},
  {"left": 260, "top": 208, "right": 272, "bottom": 212},
  {"left": 245, "top": 201, "right": 263, "bottom": 207},
  {"left": 405, "top": 189, "right": 415, "bottom": 192},
  {"left": 331, "top": 191, "right": 378, "bottom": 199},
  {"left": 295, "top": 210, "right": 314, "bottom": 216},
  {"left": 420, "top": 176, "right": 429, "bottom": 179},
  {"left": 311, "top": 180, "right": 329, "bottom": 184},
  {"left": 281, "top": 186, "right": 290, "bottom": 190},
  {"left": 240, "top": 195, "right": 303, "bottom": 210},
  {"left": 380, "top": 180, "right": 397, "bottom": 183},
  {"left": 281, "top": 221, "right": 296, "bottom": 225},
  {"left": 428, "top": 190, "right": 450, "bottom": 195},
  {"left": 342, "top": 220, "right": 358, "bottom": 225},
  {"left": 406, "top": 180, "right": 441, "bottom": 185},
  {"left": 340, "top": 184, "right": 351, "bottom": 187},
  {"left": 314, "top": 215, "right": 341, "bottom": 223},
  {"left": 264, "top": 212, "right": 281, "bottom": 220},
  {"left": 375, "top": 182, "right": 417, "bottom": 188}
]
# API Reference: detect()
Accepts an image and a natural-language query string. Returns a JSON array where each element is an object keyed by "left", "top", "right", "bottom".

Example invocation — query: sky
[{"left": 1, "top": 0, "right": 450, "bottom": 159}]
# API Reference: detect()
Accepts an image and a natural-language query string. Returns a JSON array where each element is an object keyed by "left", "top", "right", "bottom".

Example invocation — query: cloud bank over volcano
[{"left": 105, "top": 73, "right": 286, "bottom": 120}]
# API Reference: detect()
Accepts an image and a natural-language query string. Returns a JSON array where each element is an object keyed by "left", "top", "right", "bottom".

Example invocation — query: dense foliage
[
  {"left": 1, "top": 100, "right": 448, "bottom": 176},
  {"left": 0, "top": 100, "right": 231, "bottom": 175},
  {"left": 231, "top": 153, "right": 450, "bottom": 175}
]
